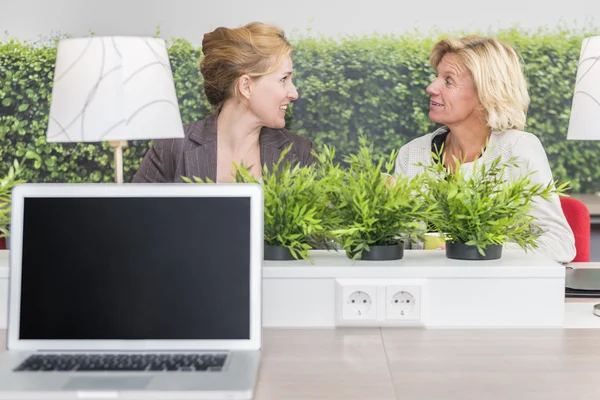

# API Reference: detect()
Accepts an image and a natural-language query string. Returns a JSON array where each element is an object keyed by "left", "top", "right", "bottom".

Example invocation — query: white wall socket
[
  {"left": 342, "top": 287, "right": 377, "bottom": 320},
  {"left": 335, "top": 278, "right": 426, "bottom": 327},
  {"left": 386, "top": 286, "right": 420, "bottom": 320}
]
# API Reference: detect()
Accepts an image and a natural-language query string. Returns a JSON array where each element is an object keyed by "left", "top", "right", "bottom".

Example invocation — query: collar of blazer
[{"left": 181, "top": 114, "right": 295, "bottom": 182}]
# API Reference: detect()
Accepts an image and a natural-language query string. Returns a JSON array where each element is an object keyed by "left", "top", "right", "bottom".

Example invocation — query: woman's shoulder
[
  {"left": 281, "top": 128, "right": 314, "bottom": 147},
  {"left": 494, "top": 129, "right": 540, "bottom": 142},
  {"left": 403, "top": 133, "right": 435, "bottom": 149},
  {"left": 182, "top": 116, "right": 216, "bottom": 142},
  {"left": 262, "top": 126, "right": 314, "bottom": 151},
  {"left": 400, "top": 126, "right": 448, "bottom": 153},
  {"left": 260, "top": 127, "right": 316, "bottom": 167},
  {"left": 492, "top": 129, "right": 545, "bottom": 152},
  {"left": 395, "top": 127, "right": 448, "bottom": 177},
  {"left": 488, "top": 130, "right": 551, "bottom": 171},
  {"left": 182, "top": 119, "right": 207, "bottom": 135},
  {"left": 145, "top": 118, "right": 214, "bottom": 163}
]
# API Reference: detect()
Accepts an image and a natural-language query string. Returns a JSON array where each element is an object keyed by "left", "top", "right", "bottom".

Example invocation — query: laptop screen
[{"left": 18, "top": 196, "right": 251, "bottom": 341}]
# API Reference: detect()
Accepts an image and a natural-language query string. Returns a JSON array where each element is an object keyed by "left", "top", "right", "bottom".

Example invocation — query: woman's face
[
  {"left": 247, "top": 55, "right": 298, "bottom": 129},
  {"left": 426, "top": 53, "right": 483, "bottom": 128}
]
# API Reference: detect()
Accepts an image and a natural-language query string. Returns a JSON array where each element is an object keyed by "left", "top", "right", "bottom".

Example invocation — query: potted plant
[
  {"left": 420, "top": 152, "right": 569, "bottom": 260},
  {"left": 0, "top": 158, "right": 27, "bottom": 249},
  {"left": 319, "top": 137, "right": 435, "bottom": 260},
  {"left": 232, "top": 146, "right": 336, "bottom": 261}
]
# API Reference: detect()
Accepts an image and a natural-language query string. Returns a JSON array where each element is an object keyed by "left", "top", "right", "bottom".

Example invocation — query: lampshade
[
  {"left": 567, "top": 36, "right": 600, "bottom": 140},
  {"left": 46, "top": 36, "right": 184, "bottom": 143}
]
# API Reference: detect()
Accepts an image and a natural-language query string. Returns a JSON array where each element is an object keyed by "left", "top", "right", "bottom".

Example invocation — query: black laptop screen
[{"left": 19, "top": 196, "right": 251, "bottom": 340}]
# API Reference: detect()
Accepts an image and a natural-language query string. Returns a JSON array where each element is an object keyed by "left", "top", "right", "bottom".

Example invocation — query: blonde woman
[
  {"left": 134, "top": 22, "right": 315, "bottom": 183},
  {"left": 395, "top": 36, "right": 575, "bottom": 263}
]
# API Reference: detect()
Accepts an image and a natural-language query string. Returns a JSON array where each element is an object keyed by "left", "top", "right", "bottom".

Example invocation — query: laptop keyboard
[{"left": 14, "top": 353, "right": 227, "bottom": 372}]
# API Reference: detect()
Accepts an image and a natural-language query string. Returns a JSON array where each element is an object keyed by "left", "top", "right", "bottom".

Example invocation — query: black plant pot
[
  {"left": 264, "top": 245, "right": 299, "bottom": 261},
  {"left": 353, "top": 244, "right": 404, "bottom": 261},
  {"left": 446, "top": 242, "right": 502, "bottom": 260}
]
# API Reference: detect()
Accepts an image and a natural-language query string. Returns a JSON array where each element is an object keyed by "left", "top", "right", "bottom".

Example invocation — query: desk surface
[{"left": 2, "top": 328, "right": 600, "bottom": 400}]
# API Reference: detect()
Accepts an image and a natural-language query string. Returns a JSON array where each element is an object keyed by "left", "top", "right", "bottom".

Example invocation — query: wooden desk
[
  {"left": 256, "top": 329, "right": 396, "bottom": 399},
  {"left": 379, "top": 328, "right": 600, "bottom": 400},
  {"left": 2, "top": 328, "right": 600, "bottom": 400}
]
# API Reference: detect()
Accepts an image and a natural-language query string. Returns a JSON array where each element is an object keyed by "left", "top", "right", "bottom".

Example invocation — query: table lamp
[
  {"left": 567, "top": 36, "right": 600, "bottom": 141},
  {"left": 46, "top": 36, "right": 184, "bottom": 183}
]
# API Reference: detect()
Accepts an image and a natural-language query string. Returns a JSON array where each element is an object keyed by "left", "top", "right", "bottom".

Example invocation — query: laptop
[
  {"left": 0, "top": 183, "right": 263, "bottom": 400},
  {"left": 566, "top": 267, "right": 600, "bottom": 298}
]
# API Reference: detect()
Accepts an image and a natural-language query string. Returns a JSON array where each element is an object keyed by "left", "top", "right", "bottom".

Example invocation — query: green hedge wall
[{"left": 1, "top": 28, "right": 600, "bottom": 191}]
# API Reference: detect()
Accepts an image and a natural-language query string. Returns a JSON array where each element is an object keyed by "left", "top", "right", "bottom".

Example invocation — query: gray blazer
[{"left": 132, "top": 115, "right": 316, "bottom": 183}]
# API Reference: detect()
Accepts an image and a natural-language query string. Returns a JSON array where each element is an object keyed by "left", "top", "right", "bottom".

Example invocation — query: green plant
[
  {"left": 0, "top": 158, "right": 27, "bottom": 238},
  {"left": 320, "top": 137, "right": 436, "bottom": 260},
  {"left": 234, "top": 146, "right": 333, "bottom": 260},
  {"left": 420, "top": 151, "right": 569, "bottom": 256}
]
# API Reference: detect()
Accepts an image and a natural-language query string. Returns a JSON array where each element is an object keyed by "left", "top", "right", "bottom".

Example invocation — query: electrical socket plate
[
  {"left": 340, "top": 285, "right": 377, "bottom": 321},
  {"left": 386, "top": 286, "right": 421, "bottom": 320},
  {"left": 335, "top": 278, "right": 426, "bottom": 327}
]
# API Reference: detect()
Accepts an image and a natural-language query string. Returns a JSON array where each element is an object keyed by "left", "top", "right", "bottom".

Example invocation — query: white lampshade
[
  {"left": 567, "top": 36, "right": 600, "bottom": 140},
  {"left": 46, "top": 36, "right": 184, "bottom": 143}
]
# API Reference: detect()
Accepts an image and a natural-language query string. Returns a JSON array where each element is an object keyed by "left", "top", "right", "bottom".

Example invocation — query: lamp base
[{"left": 108, "top": 140, "right": 128, "bottom": 184}]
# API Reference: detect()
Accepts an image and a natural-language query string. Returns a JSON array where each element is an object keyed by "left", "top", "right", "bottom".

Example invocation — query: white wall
[{"left": 1, "top": 0, "right": 598, "bottom": 44}]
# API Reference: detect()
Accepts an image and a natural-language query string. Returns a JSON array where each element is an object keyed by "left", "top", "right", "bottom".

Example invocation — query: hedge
[{"left": 1, "top": 27, "right": 600, "bottom": 192}]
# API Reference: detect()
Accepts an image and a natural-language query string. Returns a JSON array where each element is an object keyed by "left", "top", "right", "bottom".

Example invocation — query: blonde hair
[
  {"left": 200, "top": 22, "right": 293, "bottom": 111},
  {"left": 429, "top": 36, "right": 530, "bottom": 132}
]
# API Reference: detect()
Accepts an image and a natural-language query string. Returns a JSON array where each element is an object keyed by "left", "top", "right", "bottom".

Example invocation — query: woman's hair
[
  {"left": 200, "top": 22, "right": 292, "bottom": 111},
  {"left": 429, "top": 36, "right": 530, "bottom": 132}
]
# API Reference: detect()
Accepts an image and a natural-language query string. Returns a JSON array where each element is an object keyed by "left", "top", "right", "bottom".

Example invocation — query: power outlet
[
  {"left": 336, "top": 278, "right": 426, "bottom": 327},
  {"left": 386, "top": 286, "right": 421, "bottom": 320},
  {"left": 336, "top": 281, "right": 378, "bottom": 324},
  {"left": 346, "top": 290, "right": 374, "bottom": 319}
]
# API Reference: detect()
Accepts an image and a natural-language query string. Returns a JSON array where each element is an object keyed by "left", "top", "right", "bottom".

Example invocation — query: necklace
[
  {"left": 217, "top": 137, "right": 259, "bottom": 164},
  {"left": 216, "top": 140, "right": 261, "bottom": 183}
]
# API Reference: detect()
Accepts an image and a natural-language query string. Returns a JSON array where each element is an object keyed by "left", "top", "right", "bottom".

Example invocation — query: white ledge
[{"left": 263, "top": 249, "right": 566, "bottom": 278}]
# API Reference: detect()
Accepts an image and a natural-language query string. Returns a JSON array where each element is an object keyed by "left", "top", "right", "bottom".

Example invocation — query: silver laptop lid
[
  {"left": 566, "top": 268, "right": 600, "bottom": 291},
  {"left": 8, "top": 183, "right": 263, "bottom": 352}
]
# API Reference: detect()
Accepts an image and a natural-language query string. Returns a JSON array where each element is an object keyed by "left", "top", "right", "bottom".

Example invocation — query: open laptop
[{"left": 0, "top": 183, "right": 263, "bottom": 400}]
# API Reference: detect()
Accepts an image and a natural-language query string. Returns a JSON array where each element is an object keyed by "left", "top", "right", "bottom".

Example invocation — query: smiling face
[
  {"left": 246, "top": 55, "right": 298, "bottom": 129},
  {"left": 426, "top": 53, "right": 484, "bottom": 129}
]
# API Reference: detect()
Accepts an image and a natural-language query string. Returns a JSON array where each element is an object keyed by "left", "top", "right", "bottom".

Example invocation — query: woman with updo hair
[{"left": 133, "top": 22, "right": 315, "bottom": 183}]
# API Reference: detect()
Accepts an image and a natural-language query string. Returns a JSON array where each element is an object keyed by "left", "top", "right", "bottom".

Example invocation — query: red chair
[
  {"left": 0, "top": 237, "right": 5, "bottom": 250},
  {"left": 560, "top": 197, "right": 590, "bottom": 262}
]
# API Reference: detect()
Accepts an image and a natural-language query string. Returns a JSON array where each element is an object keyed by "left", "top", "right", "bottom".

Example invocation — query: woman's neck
[
  {"left": 445, "top": 122, "right": 491, "bottom": 164},
  {"left": 216, "top": 102, "right": 261, "bottom": 156}
]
